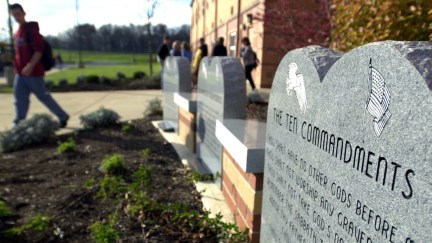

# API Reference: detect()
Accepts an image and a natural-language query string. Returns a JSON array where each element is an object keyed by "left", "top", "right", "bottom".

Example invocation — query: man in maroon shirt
[{"left": 9, "top": 3, "right": 69, "bottom": 127}]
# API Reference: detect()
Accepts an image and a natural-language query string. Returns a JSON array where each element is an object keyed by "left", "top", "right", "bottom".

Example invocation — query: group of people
[
  {"left": 157, "top": 35, "right": 257, "bottom": 90},
  {"left": 8, "top": 2, "right": 259, "bottom": 128}
]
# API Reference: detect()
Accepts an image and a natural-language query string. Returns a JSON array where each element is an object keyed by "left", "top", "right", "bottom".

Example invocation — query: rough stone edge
[
  {"left": 300, "top": 45, "right": 344, "bottom": 82},
  {"left": 368, "top": 41, "right": 432, "bottom": 90}
]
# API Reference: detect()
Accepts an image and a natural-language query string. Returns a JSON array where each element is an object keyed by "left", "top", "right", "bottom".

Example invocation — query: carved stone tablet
[
  {"left": 261, "top": 41, "right": 431, "bottom": 243},
  {"left": 161, "top": 57, "right": 191, "bottom": 132},
  {"left": 196, "top": 57, "right": 246, "bottom": 183}
]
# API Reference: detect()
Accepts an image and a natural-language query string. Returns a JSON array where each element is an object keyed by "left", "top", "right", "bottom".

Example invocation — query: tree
[
  {"left": 145, "top": 0, "right": 158, "bottom": 76},
  {"left": 331, "top": 0, "right": 432, "bottom": 51}
]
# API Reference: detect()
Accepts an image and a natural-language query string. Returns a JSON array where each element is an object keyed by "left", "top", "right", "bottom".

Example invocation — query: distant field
[
  {"left": 45, "top": 50, "right": 162, "bottom": 84},
  {"left": 46, "top": 64, "right": 162, "bottom": 84},
  {"left": 54, "top": 49, "right": 157, "bottom": 64},
  {"left": 0, "top": 50, "right": 162, "bottom": 92}
]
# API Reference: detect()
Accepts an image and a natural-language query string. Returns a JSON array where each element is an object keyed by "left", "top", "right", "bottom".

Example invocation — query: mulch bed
[{"left": 0, "top": 84, "right": 268, "bottom": 242}]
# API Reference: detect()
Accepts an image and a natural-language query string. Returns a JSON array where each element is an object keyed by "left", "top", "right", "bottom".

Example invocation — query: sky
[{"left": 0, "top": 0, "right": 191, "bottom": 40}]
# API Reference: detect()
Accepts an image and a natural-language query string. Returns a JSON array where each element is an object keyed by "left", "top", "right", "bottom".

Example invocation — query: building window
[
  {"left": 231, "top": 6, "right": 234, "bottom": 15},
  {"left": 229, "top": 32, "right": 236, "bottom": 57}
]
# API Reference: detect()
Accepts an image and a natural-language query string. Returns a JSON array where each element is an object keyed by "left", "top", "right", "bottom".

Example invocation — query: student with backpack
[
  {"left": 9, "top": 3, "right": 69, "bottom": 127},
  {"left": 240, "top": 37, "right": 257, "bottom": 90}
]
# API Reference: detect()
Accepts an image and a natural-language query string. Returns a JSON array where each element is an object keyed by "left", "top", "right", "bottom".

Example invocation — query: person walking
[
  {"left": 157, "top": 35, "right": 170, "bottom": 65},
  {"left": 180, "top": 41, "right": 192, "bottom": 62},
  {"left": 240, "top": 37, "right": 256, "bottom": 90},
  {"left": 199, "top": 37, "right": 208, "bottom": 57},
  {"left": 170, "top": 40, "right": 181, "bottom": 57},
  {"left": 211, "top": 37, "right": 227, "bottom": 56},
  {"left": 9, "top": 3, "right": 69, "bottom": 127}
]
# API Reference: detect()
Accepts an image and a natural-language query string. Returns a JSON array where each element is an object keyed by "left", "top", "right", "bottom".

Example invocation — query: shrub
[
  {"left": 331, "top": 0, "right": 432, "bottom": 51},
  {"left": 58, "top": 79, "right": 68, "bottom": 87},
  {"left": 143, "top": 98, "right": 162, "bottom": 117},
  {"left": 3, "top": 214, "right": 51, "bottom": 237},
  {"left": 0, "top": 114, "right": 58, "bottom": 153},
  {"left": 116, "top": 72, "right": 126, "bottom": 80},
  {"left": 57, "top": 137, "right": 76, "bottom": 154},
  {"left": 100, "top": 154, "right": 126, "bottom": 175},
  {"left": 86, "top": 75, "right": 100, "bottom": 84},
  {"left": 0, "top": 200, "right": 11, "bottom": 217},
  {"left": 76, "top": 75, "right": 86, "bottom": 85},
  {"left": 95, "top": 176, "right": 128, "bottom": 202},
  {"left": 79, "top": 107, "right": 120, "bottom": 129},
  {"left": 121, "top": 123, "right": 134, "bottom": 133},
  {"left": 131, "top": 165, "right": 152, "bottom": 191},
  {"left": 140, "top": 148, "right": 151, "bottom": 159},
  {"left": 45, "top": 80, "right": 54, "bottom": 89},
  {"left": 89, "top": 214, "right": 120, "bottom": 243},
  {"left": 133, "top": 71, "right": 146, "bottom": 79},
  {"left": 99, "top": 76, "right": 112, "bottom": 85}
]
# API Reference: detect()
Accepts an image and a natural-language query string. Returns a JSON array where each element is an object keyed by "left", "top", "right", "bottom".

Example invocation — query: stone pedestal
[
  {"left": 175, "top": 92, "right": 197, "bottom": 153},
  {"left": 215, "top": 119, "right": 266, "bottom": 243}
]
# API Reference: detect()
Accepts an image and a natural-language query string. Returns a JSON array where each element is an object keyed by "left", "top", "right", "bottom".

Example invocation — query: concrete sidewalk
[{"left": 0, "top": 90, "right": 163, "bottom": 133}]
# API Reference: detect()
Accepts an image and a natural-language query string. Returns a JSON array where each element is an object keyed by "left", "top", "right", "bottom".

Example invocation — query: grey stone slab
[
  {"left": 196, "top": 57, "right": 246, "bottom": 185},
  {"left": 161, "top": 57, "right": 191, "bottom": 132},
  {"left": 215, "top": 119, "right": 266, "bottom": 173},
  {"left": 174, "top": 92, "right": 197, "bottom": 113},
  {"left": 261, "top": 41, "right": 431, "bottom": 243}
]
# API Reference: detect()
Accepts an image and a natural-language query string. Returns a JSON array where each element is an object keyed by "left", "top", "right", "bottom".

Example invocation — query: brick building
[{"left": 190, "top": 0, "right": 330, "bottom": 88}]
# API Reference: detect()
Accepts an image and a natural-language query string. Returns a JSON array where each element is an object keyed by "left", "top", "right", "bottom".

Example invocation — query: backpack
[
  {"left": 252, "top": 51, "right": 259, "bottom": 69},
  {"left": 25, "top": 23, "right": 56, "bottom": 71}
]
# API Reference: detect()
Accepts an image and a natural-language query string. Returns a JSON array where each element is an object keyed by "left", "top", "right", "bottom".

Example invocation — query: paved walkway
[{"left": 0, "top": 90, "right": 163, "bottom": 133}]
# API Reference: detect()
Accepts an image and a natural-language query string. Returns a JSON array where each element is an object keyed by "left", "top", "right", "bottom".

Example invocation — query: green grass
[
  {"left": 46, "top": 64, "right": 161, "bottom": 84},
  {"left": 0, "top": 85, "right": 13, "bottom": 93},
  {"left": 54, "top": 49, "right": 156, "bottom": 64},
  {"left": 0, "top": 50, "right": 162, "bottom": 93}
]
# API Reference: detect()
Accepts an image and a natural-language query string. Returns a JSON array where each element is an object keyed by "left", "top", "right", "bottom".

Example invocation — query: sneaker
[{"left": 60, "top": 116, "right": 69, "bottom": 128}]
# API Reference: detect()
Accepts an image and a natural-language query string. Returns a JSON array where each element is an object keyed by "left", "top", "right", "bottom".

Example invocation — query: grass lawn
[
  {"left": 46, "top": 64, "right": 162, "bottom": 84},
  {"left": 55, "top": 49, "right": 156, "bottom": 64},
  {"left": 0, "top": 50, "right": 162, "bottom": 93},
  {"left": 0, "top": 85, "right": 13, "bottom": 93}
]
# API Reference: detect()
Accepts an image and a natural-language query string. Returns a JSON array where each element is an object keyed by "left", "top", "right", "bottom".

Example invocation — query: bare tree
[{"left": 145, "top": 0, "right": 158, "bottom": 76}]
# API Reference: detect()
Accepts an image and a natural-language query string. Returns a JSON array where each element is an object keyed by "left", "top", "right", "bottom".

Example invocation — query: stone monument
[
  {"left": 196, "top": 57, "right": 246, "bottom": 184},
  {"left": 160, "top": 56, "right": 191, "bottom": 132},
  {"left": 261, "top": 41, "right": 432, "bottom": 242}
]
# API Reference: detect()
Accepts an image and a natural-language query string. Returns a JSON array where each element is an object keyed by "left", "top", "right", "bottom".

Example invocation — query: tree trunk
[{"left": 147, "top": 24, "right": 153, "bottom": 76}]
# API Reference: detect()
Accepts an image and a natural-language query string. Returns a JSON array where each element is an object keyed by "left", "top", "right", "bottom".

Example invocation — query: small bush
[
  {"left": 89, "top": 214, "right": 120, "bottom": 243},
  {"left": 133, "top": 71, "right": 146, "bottom": 79},
  {"left": 121, "top": 123, "right": 134, "bottom": 133},
  {"left": 86, "top": 75, "right": 100, "bottom": 84},
  {"left": 95, "top": 176, "right": 128, "bottom": 202},
  {"left": 100, "top": 154, "right": 126, "bottom": 175},
  {"left": 143, "top": 98, "right": 162, "bottom": 117},
  {"left": 0, "top": 200, "right": 11, "bottom": 217},
  {"left": 116, "top": 72, "right": 126, "bottom": 80},
  {"left": 45, "top": 80, "right": 54, "bottom": 89},
  {"left": 140, "top": 148, "right": 151, "bottom": 159},
  {"left": 76, "top": 75, "right": 86, "bottom": 85},
  {"left": 3, "top": 214, "right": 51, "bottom": 237},
  {"left": 58, "top": 79, "right": 68, "bottom": 87},
  {"left": 131, "top": 165, "right": 152, "bottom": 191},
  {"left": 187, "top": 171, "right": 212, "bottom": 182},
  {"left": 79, "top": 107, "right": 120, "bottom": 129},
  {"left": 57, "top": 137, "right": 76, "bottom": 154},
  {"left": 0, "top": 114, "right": 58, "bottom": 153},
  {"left": 99, "top": 76, "right": 112, "bottom": 85}
]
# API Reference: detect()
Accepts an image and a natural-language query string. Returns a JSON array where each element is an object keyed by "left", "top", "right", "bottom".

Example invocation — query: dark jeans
[
  {"left": 13, "top": 75, "right": 68, "bottom": 124},
  {"left": 245, "top": 64, "right": 256, "bottom": 90}
]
